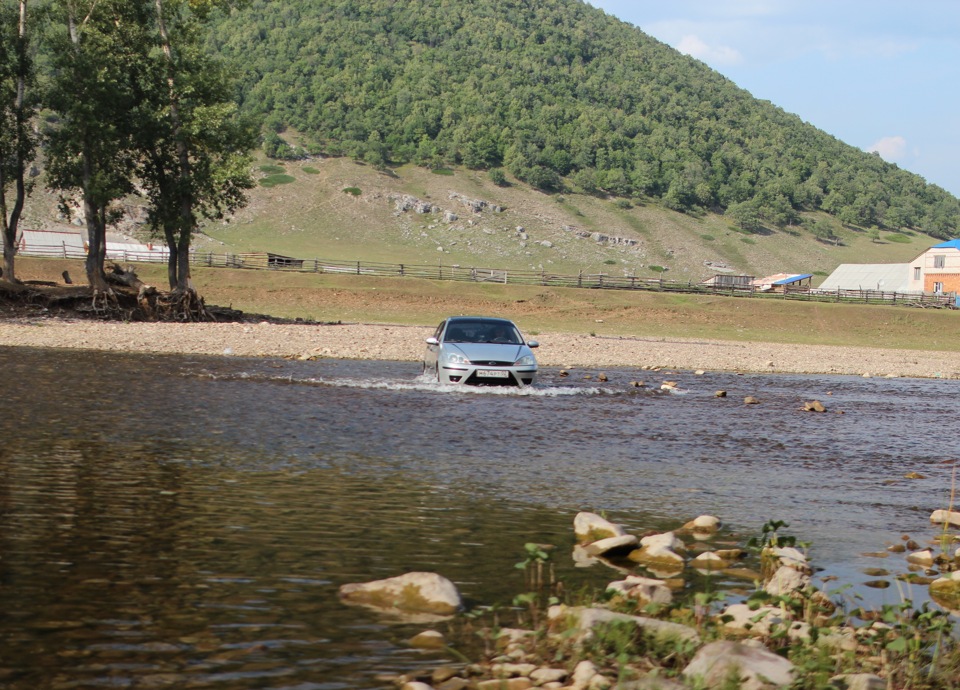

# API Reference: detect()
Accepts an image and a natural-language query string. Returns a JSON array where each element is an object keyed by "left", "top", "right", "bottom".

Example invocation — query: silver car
[{"left": 423, "top": 316, "right": 539, "bottom": 386}]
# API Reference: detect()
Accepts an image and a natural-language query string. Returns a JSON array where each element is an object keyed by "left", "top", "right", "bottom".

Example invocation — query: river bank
[{"left": 0, "top": 317, "right": 957, "bottom": 379}]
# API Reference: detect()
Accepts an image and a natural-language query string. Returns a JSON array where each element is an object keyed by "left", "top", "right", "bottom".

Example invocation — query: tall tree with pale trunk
[{"left": 0, "top": 0, "right": 37, "bottom": 283}]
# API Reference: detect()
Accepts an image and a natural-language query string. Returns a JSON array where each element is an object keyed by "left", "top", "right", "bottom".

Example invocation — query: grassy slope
[
  {"left": 197, "top": 156, "right": 938, "bottom": 285},
  {"left": 18, "top": 257, "right": 960, "bottom": 353}
]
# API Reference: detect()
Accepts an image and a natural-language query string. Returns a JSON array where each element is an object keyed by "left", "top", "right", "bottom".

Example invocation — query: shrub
[{"left": 342, "top": 187, "right": 361, "bottom": 196}]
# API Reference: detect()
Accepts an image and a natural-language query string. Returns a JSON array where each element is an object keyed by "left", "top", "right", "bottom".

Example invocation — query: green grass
[
  {"left": 342, "top": 187, "right": 361, "bottom": 196},
  {"left": 700, "top": 234, "right": 715, "bottom": 241},
  {"left": 430, "top": 167, "right": 454, "bottom": 176},
  {"left": 885, "top": 233, "right": 912, "bottom": 243},
  {"left": 259, "top": 174, "right": 296, "bottom": 188},
  {"left": 302, "top": 166, "right": 321, "bottom": 174},
  {"left": 259, "top": 164, "right": 286, "bottom": 174}
]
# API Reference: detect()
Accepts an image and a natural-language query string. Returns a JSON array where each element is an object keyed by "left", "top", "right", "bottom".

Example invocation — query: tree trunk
[
  {"left": 1, "top": 0, "right": 31, "bottom": 284},
  {"left": 155, "top": 0, "right": 195, "bottom": 293}
]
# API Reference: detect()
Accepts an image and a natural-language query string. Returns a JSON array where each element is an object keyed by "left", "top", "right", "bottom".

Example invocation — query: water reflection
[{"left": 0, "top": 346, "right": 957, "bottom": 688}]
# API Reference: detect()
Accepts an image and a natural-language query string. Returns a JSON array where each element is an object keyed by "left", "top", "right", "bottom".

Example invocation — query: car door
[{"left": 423, "top": 320, "right": 445, "bottom": 374}]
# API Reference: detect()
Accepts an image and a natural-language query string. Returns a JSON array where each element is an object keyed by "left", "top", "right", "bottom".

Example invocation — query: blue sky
[{"left": 586, "top": 1, "right": 960, "bottom": 198}]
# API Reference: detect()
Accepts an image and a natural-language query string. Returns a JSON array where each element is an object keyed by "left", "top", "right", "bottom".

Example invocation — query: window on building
[
  {"left": 934, "top": 254, "right": 946, "bottom": 268},
  {"left": 914, "top": 266, "right": 921, "bottom": 280},
  {"left": 934, "top": 282, "right": 944, "bottom": 294}
]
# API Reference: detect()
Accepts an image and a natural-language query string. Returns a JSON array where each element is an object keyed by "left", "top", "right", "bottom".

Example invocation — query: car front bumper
[{"left": 439, "top": 365, "right": 538, "bottom": 386}]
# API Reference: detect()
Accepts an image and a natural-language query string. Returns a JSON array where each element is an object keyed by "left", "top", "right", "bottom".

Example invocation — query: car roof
[{"left": 446, "top": 316, "right": 514, "bottom": 324}]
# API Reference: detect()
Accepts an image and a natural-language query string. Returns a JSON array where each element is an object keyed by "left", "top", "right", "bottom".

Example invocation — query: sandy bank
[{"left": 0, "top": 318, "right": 957, "bottom": 379}]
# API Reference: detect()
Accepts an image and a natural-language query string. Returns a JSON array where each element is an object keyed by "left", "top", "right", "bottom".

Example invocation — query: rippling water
[{"left": 0, "top": 346, "right": 957, "bottom": 688}]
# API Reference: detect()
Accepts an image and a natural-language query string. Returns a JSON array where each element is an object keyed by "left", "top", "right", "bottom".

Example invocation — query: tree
[
  {"left": 46, "top": 0, "right": 151, "bottom": 295},
  {"left": 0, "top": 0, "right": 37, "bottom": 283},
  {"left": 138, "top": 0, "right": 254, "bottom": 298}
]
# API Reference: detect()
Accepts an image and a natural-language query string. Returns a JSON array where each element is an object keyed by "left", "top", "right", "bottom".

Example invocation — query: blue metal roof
[
  {"left": 932, "top": 239, "right": 960, "bottom": 249},
  {"left": 772, "top": 273, "right": 813, "bottom": 285}
]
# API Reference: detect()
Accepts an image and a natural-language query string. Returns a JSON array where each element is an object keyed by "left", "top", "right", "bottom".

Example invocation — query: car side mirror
[
  {"left": 527, "top": 340, "right": 539, "bottom": 348},
  {"left": 425, "top": 337, "right": 439, "bottom": 345}
]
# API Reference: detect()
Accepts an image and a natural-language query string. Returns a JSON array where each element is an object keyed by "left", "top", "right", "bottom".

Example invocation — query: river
[{"left": 0, "top": 347, "right": 956, "bottom": 688}]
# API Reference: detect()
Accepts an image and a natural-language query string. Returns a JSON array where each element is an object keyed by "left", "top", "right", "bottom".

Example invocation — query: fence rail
[{"left": 19, "top": 245, "right": 958, "bottom": 309}]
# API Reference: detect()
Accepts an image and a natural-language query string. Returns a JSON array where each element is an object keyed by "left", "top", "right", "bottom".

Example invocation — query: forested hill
[{"left": 208, "top": 0, "right": 960, "bottom": 239}]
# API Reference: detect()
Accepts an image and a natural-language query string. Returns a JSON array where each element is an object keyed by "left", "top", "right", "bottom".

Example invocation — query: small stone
[
  {"left": 744, "top": 396, "right": 760, "bottom": 404},
  {"left": 409, "top": 630, "right": 446, "bottom": 649},
  {"left": 715, "top": 390, "right": 727, "bottom": 397},
  {"left": 803, "top": 400, "right": 826, "bottom": 412},
  {"left": 597, "top": 373, "right": 608, "bottom": 382},
  {"left": 904, "top": 472, "right": 925, "bottom": 479}
]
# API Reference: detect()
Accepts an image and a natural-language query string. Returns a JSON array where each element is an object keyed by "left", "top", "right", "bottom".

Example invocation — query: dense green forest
[{"left": 207, "top": 0, "right": 960, "bottom": 240}]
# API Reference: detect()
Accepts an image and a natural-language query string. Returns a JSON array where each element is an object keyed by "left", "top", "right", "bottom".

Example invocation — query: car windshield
[{"left": 443, "top": 321, "right": 521, "bottom": 344}]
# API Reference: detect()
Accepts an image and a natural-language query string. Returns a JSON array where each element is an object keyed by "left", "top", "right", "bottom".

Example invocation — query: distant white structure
[
  {"left": 105, "top": 241, "right": 169, "bottom": 263},
  {"left": 819, "top": 264, "right": 913, "bottom": 293},
  {"left": 17, "top": 229, "right": 170, "bottom": 263},
  {"left": 17, "top": 229, "right": 85, "bottom": 258}
]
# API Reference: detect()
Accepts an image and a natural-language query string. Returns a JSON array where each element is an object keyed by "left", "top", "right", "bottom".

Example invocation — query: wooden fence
[{"left": 19, "top": 244, "right": 958, "bottom": 309}]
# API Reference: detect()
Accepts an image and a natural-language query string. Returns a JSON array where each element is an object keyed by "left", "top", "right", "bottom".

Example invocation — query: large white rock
[
  {"left": 684, "top": 515, "right": 722, "bottom": 532},
  {"left": 574, "top": 512, "right": 628, "bottom": 543},
  {"left": 930, "top": 509, "right": 960, "bottom": 527},
  {"left": 683, "top": 640, "right": 794, "bottom": 690},
  {"left": 338, "top": 572, "right": 462, "bottom": 617},
  {"left": 583, "top": 534, "right": 639, "bottom": 557},
  {"left": 629, "top": 531, "right": 685, "bottom": 568},
  {"left": 764, "top": 565, "right": 811, "bottom": 596}
]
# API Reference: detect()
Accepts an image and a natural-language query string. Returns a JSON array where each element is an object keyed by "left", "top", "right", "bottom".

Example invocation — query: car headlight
[
  {"left": 514, "top": 355, "right": 536, "bottom": 367},
  {"left": 444, "top": 352, "right": 470, "bottom": 365}
]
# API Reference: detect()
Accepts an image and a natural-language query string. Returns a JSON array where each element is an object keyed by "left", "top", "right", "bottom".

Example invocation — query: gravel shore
[{"left": 1, "top": 318, "right": 957, "bottom": 379}]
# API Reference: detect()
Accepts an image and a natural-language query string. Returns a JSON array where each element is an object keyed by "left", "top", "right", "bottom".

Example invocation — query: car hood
[{"left": 449, "top": 343, "right": 533, "bottom": 363}]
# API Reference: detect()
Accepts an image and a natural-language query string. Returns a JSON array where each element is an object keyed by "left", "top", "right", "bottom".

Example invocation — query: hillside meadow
[{"left": 14, "top": 256, "right": 960, "bottom": 353}]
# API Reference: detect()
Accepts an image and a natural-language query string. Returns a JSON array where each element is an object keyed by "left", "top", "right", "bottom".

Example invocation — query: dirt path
[{"left": 0, "top": 318, "right": 957, "bottom": 379}]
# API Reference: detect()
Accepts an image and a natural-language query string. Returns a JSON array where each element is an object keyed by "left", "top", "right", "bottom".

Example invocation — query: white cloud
[
  {"left": 675, "top": 34, "right": 744, "bottom": 66},
  {"left": 867, "top": 136, "right": 908, "bottom": 161}
]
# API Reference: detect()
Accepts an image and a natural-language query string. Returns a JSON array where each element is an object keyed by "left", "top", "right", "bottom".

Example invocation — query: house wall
[{"left": 909, "top": 246, "right": 960, "bottom": 293}]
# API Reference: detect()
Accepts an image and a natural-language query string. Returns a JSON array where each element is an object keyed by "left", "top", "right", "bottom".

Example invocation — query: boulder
[
  {"left": 629, "top": 532, "right": 685, "bottom": 569},
  {"left": 930, "top": 509, "right": 960, "bottom": 527},
  {"left": 829, "top": 674, "right": 885, "bottom": 690},
  {"left": 409, "top": 629, "right": 447, "bottom": 649},
  {"left": 744, "top": 396, "right": 760, "bottom": 405},
  {"left": 720, "top": 603, "right": 804, "bottom": 639},
  {"left": 583, "top": 534, "right": 639, "bottom": 557},
  {"left": 803, "top": 400, "right": 827, "bottom": 412},
  {"left": 683, "top": 515, "right": 721, "bottom": 532},
  {"left": 906, "top": 549, "right": 935, "bottom": 567},
  {"left": 548, "top": 605, "right": 700, "bottom": 646},
  {"left": 690, "top": 551, "right": 728, "bottom": 571},
  {"left": 764, "top": 565, "right": 811, "bottom": 596},
  {"left": 338, "top": 572, "right": 462, "bottom": 617},
  {"left": 606, "top": 575, "right": 673, "bottom": 606},
  {"left": 929, "top": 572, "right": 960, "bottom": 611},
  {"left": 574, "top": 512, "right": 628, "bottom": 544},
  {"left": 682, "top": 640, "right": 794, "bottom": 690}
]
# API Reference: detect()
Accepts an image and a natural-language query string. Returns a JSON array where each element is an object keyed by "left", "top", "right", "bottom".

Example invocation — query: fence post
[
  {"left": 399, "top": 264, "right": 404, "bottom": 276},
  {"left": 356, "top": 261, "right": 361, "bottom": 275},
  {"left": 314, "top": 259, "right": 318, "bottom": 273},
  {"left": 578, "top": 269, "right": 582, "bottom": 288}
]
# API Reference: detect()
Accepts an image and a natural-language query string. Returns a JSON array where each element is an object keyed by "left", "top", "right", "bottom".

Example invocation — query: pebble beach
[{"left": 0, "top": 318, "right": 957, "bottom": 379}]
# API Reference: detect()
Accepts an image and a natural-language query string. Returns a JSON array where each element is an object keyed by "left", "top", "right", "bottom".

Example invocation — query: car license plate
[{"left": 477, "top": 369, "right": 509, "bottom": 378}]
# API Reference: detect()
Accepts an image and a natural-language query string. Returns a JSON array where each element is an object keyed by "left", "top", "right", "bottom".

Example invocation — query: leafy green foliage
[
  {"left": 342, "top": 186, "right": 361, "bottom": 196},
  {"left": 207, "top": 0, "right": 960, "bottom": 237}
]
